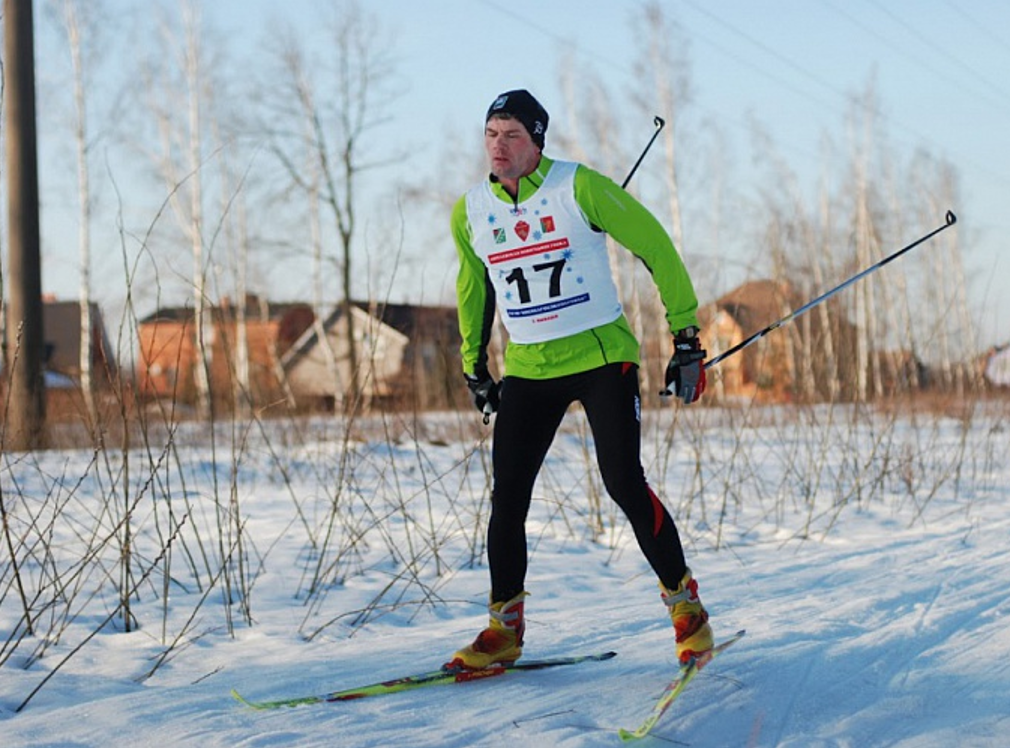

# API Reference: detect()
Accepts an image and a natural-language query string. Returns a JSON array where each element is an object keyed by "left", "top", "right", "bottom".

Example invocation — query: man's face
[{"left": 484, "top": 116, "right": 540, "bottom": 183}]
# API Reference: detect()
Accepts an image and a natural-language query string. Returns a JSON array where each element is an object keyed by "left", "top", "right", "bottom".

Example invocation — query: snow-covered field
[{"left": 2, "top": 401, "right": 1008, "bottom": 746}]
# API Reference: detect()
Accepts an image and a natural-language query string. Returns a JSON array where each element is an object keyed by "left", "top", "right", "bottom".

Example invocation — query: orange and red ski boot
[
  {"left": 445, "top": 591, "right": 528, "bottom": 670},
  {"left": 660, "top": 569, "right": 714, "bottom": 665}
]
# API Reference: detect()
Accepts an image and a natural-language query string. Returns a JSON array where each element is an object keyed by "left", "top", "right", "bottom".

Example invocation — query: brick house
[
  {"left": 136, "top": 296, "right": 314, "bottom": 407},
  {"left": 697, "top": 279, "right": 929, "bottom": 402}
]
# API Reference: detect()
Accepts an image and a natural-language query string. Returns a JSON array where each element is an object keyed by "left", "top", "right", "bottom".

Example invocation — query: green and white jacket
[{"left": 452, "top": 155, "right": 699, "bottom": 380}]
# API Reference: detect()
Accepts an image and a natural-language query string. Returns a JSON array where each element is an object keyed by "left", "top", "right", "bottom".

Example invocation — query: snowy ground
[{"left": 2, "top": 401, "right": 1009, "bottom": 746}]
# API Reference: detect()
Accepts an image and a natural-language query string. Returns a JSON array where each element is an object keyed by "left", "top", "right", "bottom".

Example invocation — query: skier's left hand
[{"left": 662, "top": 335, "right": 706, "bottom": 405}]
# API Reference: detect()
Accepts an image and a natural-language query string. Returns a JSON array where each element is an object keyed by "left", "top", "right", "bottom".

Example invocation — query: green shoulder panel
[{"left": 573, "top": 165, "right": 699, "bottom": 334}]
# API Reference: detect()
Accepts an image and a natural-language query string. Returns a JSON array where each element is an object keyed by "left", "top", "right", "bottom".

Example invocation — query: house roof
[
  {"left": 279, "top": 301, "right": 460, "bottom": 368},
  {"left": 700, "top": 279, "right": 794, "bottom": 336},
  {"left": 362, "top": 302, "right": 459, "bottom": 339},
  {"left": 139, "top": 297, "right": 312, "bottom": 324}
]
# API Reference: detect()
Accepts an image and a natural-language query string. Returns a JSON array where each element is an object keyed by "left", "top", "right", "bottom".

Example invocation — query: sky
[{"left": 26, "top": 0, "right": 1010, "bottom": 349}]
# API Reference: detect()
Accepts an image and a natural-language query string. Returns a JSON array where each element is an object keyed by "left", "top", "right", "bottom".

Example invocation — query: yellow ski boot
[
  {"left": 660, "top": 570, "right": 714, "bottom": 665},
  {"left": 445, "top": 591, "right": 528, "bottom": 670}
]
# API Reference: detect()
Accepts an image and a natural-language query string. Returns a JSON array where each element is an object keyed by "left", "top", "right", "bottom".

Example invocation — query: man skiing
[{"left": 447, "top": 88, "right": 713, "bottom": 670}]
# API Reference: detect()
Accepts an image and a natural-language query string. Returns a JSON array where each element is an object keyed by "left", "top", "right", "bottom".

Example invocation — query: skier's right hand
[{"left": 464, "top": 368, "right": 501, "bottom": 423}]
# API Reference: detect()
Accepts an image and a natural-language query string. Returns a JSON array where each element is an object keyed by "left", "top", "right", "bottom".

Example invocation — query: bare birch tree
[
  {"left": 850, "top": 126, "right": 874, "bottom": 403},
  {"left": 880, "top": 152, "right": 920, "bottom": 392},
  {"left": 267, "top": 37, "right": 344, "bottom": 404},
  {"left": 261, "top": 1, "right": 402, "bottom": 412},
  {"left": 815, "top": 175, "right": 841, "bottom": 401},
  {"left": 52, "top": 0, "right": 101, "bottom": 425},
  {"left": 842, "top": 80, "right": 886, "bottom": 403},
  {"left": 630, "top": 1, "right": 693, "bottom": 252},
  {"left": 212, "top": 121, "right": 251, "bottom": 416},
  {"left": 913, "top": 153, "right": 973, "bottom": 394},
  {"left": 140, "top": 0, "right": 215, "bottom": 417},
  {"left": 935, "top": 162, "right": 976, "bottom": 392},
  {"left": 628, "top": 2, "right": 697, "bottom": 394}
]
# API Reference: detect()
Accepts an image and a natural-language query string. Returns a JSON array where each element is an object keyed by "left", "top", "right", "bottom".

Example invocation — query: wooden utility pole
[{"left": 3, "top": 0, "right": 46, "bottom": 450}]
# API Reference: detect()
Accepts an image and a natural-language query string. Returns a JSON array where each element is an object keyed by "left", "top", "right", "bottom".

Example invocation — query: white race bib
[{"left": 465, "top": 161, "right": 622, "bottom": 344}]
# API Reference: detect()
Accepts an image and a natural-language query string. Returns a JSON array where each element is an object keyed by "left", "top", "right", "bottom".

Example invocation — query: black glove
[
  {"left": 464, "top": 368, "right": 501, "bottom": 424},
  {"left": 663, "top": 333, "right": 707, "bottom": 405}
]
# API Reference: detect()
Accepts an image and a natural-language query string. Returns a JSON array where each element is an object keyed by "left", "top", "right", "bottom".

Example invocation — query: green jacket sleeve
[
  {"left": 573, "top": 165, "right": 699, "bottom": 334},
  {"left": 451, "top": 195, "right": 496, "bottom": 376}
]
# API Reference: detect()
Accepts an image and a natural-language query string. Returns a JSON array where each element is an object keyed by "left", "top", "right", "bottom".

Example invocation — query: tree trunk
[
  {"left": 183, "top": 2, "right": 212, "bottom": 419},
  {"left": 63, "top": 0, "right": 98, "bottom": 426},
  {"left": 3, "top": 0, "right": 46, "bottom": 450}
]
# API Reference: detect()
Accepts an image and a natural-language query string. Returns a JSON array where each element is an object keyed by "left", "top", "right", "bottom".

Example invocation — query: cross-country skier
[{"left": 447, "top": 88, "right": 713, "bottom": 670}]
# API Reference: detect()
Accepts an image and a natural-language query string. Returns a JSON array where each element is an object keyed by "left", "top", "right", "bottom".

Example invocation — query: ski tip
[
  {"left": 231, "top": 688, "right": 284, "bottom": 710},
  {"left": 618, "top": 727, "right": 642, "bottom": 742},
  {"left": 600, "top": 651, "right": 618, "bottom": 661}
]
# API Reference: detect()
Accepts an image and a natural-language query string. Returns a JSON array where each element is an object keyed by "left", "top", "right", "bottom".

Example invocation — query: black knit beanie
[{"left": 485, "top": 89, "right": 549, "bottom": 149}]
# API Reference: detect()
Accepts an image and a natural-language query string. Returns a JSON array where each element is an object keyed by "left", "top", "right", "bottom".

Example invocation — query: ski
[
  {"left": 618, "top": 629, "right": 746, "bottom": 742},
  {"left": 232, "top": 650, "right": 617, "bottom": 710}
]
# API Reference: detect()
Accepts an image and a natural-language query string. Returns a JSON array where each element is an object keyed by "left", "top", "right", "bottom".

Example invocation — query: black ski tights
[{"left": 487, "top": 363, "right": 688, "bottom": 602}]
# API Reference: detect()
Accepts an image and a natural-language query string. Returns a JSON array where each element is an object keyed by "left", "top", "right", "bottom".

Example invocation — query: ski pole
[
  {"left": 704, "top": 210, "right": 958, "bottom": 371},
  {"left": 622, "top": 116, "right": 665, "bottom": 188}
]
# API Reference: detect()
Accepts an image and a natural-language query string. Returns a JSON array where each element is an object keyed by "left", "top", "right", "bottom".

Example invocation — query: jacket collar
[{"left": 489, "top": 156, "right": 553, "bottom": 203}]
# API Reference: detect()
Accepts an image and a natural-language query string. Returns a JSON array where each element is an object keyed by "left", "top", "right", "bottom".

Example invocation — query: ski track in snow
[{"left": 2, "top": 409, "right": 1009, "bottom": 746}]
